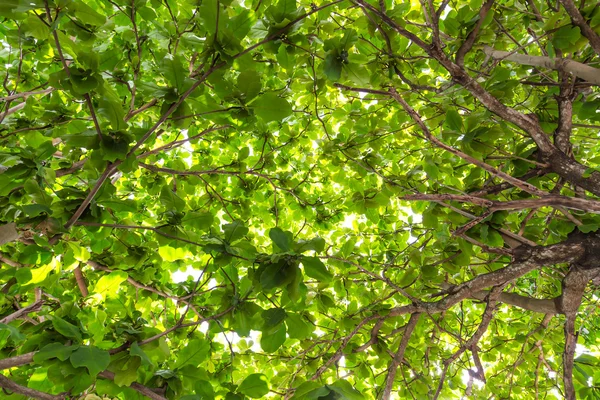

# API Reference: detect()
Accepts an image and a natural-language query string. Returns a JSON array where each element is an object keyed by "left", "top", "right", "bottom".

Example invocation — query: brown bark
[
  {"left": 0, "top": 374, "right": 65, "bottom": 400},
  {"left": 0, "top": 300, "right": 44, "bottom": 324},
  {"left": 98, "top": 371, "right": 168, "bottom": 400},
  {"left": 559, "top": 0, "right": 600, "bottom": 56},
  {"left": 455, "top": 0, "right": 495, "bottom": 66},
  {"left": 382, "top": 313, "right": 421, "bottom": 399}
]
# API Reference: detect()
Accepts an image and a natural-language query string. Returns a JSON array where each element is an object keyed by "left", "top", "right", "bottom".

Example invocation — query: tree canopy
[{"left": 2, "top": 0, "right": 600, "bottom": 398}]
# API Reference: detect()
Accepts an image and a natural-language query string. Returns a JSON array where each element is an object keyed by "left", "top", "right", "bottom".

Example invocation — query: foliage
[{"left": 1, "top": 0, "right": 600, "bottom": 399}]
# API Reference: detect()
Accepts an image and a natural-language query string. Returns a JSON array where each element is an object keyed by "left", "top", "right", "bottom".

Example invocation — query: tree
[{"left": 1, "top": 0, "right": 600, "bottom": 398}]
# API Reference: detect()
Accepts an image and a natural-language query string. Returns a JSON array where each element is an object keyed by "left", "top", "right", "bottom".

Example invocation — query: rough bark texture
[
  {"left": 558, "top": 0, "right": 600, "bottom": 56},
  {"left": 0, "top": 374, "right": 65, "bottom": 400}
]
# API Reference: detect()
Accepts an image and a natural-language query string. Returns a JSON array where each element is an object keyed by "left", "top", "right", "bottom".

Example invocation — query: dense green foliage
[{"left": 1, "top": 0, "right": 600, "bottom": 399}]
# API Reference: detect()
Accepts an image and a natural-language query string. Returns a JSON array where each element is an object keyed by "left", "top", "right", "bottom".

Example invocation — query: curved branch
[
  {"left": 0, "top": 300, "right": 44, "bottom": 324},
  {"left": 389, "top": 238, "right": 589, "bottom": 317},
  {"left": 455, "top": 0, "right": 495, "bottom": 66},
  {"left": 382, "top": 313, "right": 421, "bottom": 400},
  {"left": 98, "top": 371, "right": 167, "bottom": 400},
  {"left": 558, "top": 0, "right": 600, "bottom": 56},
  {"left": 0, "top": 374, "right": 65, "bottom": 400}
]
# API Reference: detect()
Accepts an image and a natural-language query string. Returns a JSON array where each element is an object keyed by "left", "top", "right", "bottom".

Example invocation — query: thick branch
[
  {"left": 463, "top": 287, "right": 560, "bottom": 314},
  {"left": 0, "top": 300, "right": 44, "bottom": 324},
  {"left": 559, "top": 267, "right": 592, "bottom": 400},
  {"left": 554, "top": 74, "right": 574, "bottom": 155},
  {"left": 0, "top": 223, "right": 19, "bottom": 246},
  {"left": 403, "top": 193, "right": 600, "bottom": 213},
  {"left": 0, "top": 352, "right": 35, "bottom": 370},
  {"left": 483, "top": 46, "right": 600, "bottom": 85},
  {"left": 382, "top": 313, "right": 420, "bottom": 400},
  {"left": 0, "top": 374, "right": 65, "bottom": 400},
  {"left": 98, "top": 371, "right": 167, "bottom": 400},
  {"left": 389, "top": 239, "right": 588, "bottom": 316},
  {"left": 74, "top": 266, "right": 88, "bottom": 297}
]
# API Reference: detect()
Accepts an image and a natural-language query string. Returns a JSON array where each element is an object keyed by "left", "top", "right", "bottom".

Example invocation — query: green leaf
[
  {"left": 173, "top": 338, "right": 210, "bottom": 369},
  {"left": 327, "top": 380, "right": 364, "bottom": 399},
  {"left": 69, "top": 70, "right": 100, "bottom": 95},
  {"left": 52, "top": 316, "right": 83, "bottom": 342},
  {"left": 260, "top": 260, "right": 295, "bottom": 290},
  {"left": 291, "top": 382, "right": 330, "bottom": 399},
  {"left": 130, "top": 342, "right": 153, "bottom": 367},
  {"left": 161, "top": 55, "right": 188, "bottom": 92},
  {"left": 68, "top": 1, "right": 106, "bottom": 26},
  {"left": 34, "top": 343, "right": 80, "bottom": 362},
  {"left": 285, "top": 313, "right": 312, "bottom": 340},
  {"left": 0, "top": 323, "right": 25, "bottom": 343},
  {"left": 260, "top": 322, "right": 286, "bottom": 353},
  {"left": 238, "top": 146, "right": 250, "bottom": 161},
  {"left": 294, "top": 237, "right": 325, "bottom": 253},
  {"left": 252, "top": 93, "right": 292, "bottom": 122},
  {"left": 269, "top": 227, "right": 291, "bottom": 251},
  {"left": 25, "top": 15, "right": 49, "bottom": 39},
  {"left": 100, "top": 132, "right": 130, "bottom": 162},
  {"left": 195, "top": 380, "right": 215, "bottom": 399},
  {"left": 324, "top": 53, "right": 343, "bottom": 81},
  {"left": 183, "top": 212, "right": 214, "bottom": 231},
  {"left": 301, "top": 256, "right": 333, "bottom": 283},
  {"left": 223, "top": 221, "right": 249, "bottom": 243},
  {"left": 262, "top": 308, "right": 286, "bottom": 331},
  {"left": 70, "top": 346, "right": 111, "bottom": 377},
  {"left": 114, "top": 356, "right": 142, "bottom": 386},
  {"left": 238, "top": 374, "right": 269, "bottom": 398},
  {"left": 277, "top": 45, "right": 291, "bottom": 70},
  {"left": 160, "top": 186, "right": 186, "bottom": 212},
  {"left": 238, "top": 70, "right": 262, "bottom": 101},
  {"left": 553, "top": 25, "right": 581, "bottom": 51},
  {"left": 98, "top": 95, "right": 127, "bottom": 131},
  {"left": 199, "top": 0, "right": 220, "bottom": 35},
  {"left": 93, "top": 271, "right": 128, "bottom": 299},
  {"left": 578, "top": 224, "right": 599, "bottom": 233},
  {"left": 345, "top": 63, "right": 370, "bottom": 86},
  {"left": 446, "top": 109, "right": 463, "bottom": 131}
]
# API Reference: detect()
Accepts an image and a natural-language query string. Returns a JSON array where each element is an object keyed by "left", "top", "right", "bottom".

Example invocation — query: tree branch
[
  {"left": 389, "top": 238, "right": 589, "bottom": 317},
  {"left": 388, "top": 89, "right": 547, "bottom": 197},
  {"left": 0, "top": 87, "right": 53, "bottom": 102},
  {"left": 558, "top": 0, "right": 600, "bottom": 56},
  {"left": 0, "top": 352, "right": 35, "bottom": 370},
  {"left": 0, "top": 300, "right": 44, "bottom": 324},
  {"left": 98, "top": 371, "right": 167, "bottom": 400},
  {"left": 483, "top": 46, "right": 600, "bottom": 85},
  {"left": 439, "top": 283, "right": 560, "bottom": 314},
  {"left": 0, "top": 374, "right": 65, "bottom": 400},
  {"left": 403, "top": 193, "right": 600, "bottom": 213},
  {"left": 455, "top": 0, "right": 495, "bottom": 66},
  {"left": 357, "top": 4, "right": 600, "bottom": 196},
  {"left": 382, "top": 312, "right": 420, "bottom": 400}
]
